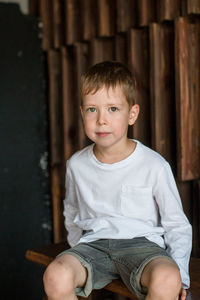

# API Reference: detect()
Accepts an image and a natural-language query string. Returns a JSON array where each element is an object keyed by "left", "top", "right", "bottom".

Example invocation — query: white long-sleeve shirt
[{"left": 63, "top": 140, "right": 192, "bottom": 288}]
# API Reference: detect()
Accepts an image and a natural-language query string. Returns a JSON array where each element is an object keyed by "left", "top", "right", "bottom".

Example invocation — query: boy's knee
[
  {"left": 43, "top": 260, "right": 75, "bottom": 298},
  {"left": 147, "top": 262, "right": 182, "bottom": 298}
]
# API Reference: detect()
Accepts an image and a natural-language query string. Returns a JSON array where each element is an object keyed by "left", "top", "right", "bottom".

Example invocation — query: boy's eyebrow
[
  {"left": 107, "top": 103, "right": 123, "bottom": 106},
  {"left": 82, "top": 103, "right": 124, "bottom": 107},
  {"left": 82, "top": 104, "right": 96, "bottom": 107}
]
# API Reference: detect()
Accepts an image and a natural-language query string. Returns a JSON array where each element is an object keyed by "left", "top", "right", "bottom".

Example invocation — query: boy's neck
[{"left": 93, "top": 139, "right": 136, "bottom": 164}]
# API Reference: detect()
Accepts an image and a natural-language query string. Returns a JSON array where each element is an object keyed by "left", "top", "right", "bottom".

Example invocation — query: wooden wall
[{"left": 30, "top": 0, "right": 200, "bottom": 259}]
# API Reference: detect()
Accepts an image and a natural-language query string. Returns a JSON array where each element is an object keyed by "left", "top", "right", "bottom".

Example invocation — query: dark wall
[{"left": 0, "top": 4, "right": 52, "bottom": 299}]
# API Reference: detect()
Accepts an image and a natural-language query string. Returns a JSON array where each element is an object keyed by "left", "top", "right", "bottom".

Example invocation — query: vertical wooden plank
[
  {"left": 75, "top": 42, "right": 90, "bottom": 149},
  {"left": 115, "top": 33, "right": 128, "bottom": 65},
  {"left": 90, "top": 38, "right": 115, "bottom": 65},
  {"left": 80, "top": 0, "right": 97, "bottom": 41},
  {"left": 175, "top": 17, "right": 200, "bottom": 180},
  {"left": 61, "top": 46, "right": 79, "bottom": 161},
  {"left": 65, "top": 0, "right": 81, "bottom": 45},
  {"left": 116, "top": 0, "right": 137, "bottom": 32},
  {"left": 40, "top": 0, "right": 53, "bottom": 50},
  {"left": 181, "top": 0, "right": 188, "bottom": 16},
  {"left": 192, "top": 181, "right": 200, "bottom": 257},
  {"left": 177, "top": 181, "right": 193, "bottom": 223},
  {"left": 187, "top": 0, "right": 200, "bottom": 14},
  {"left": 150, "top": 23, "right": 175, "bottom": 164},
  {"left": 48, "top": 50, "right": 63, "bottom": 166},
  {"left": 51, "top": 166, "right": 66, "bottom": 243},
  {"left": 52, "top": 0, "right": 65, "bottom": 48},
  {"left": 97, "top": 0, "right": 116, "bottom": 37},
  {"left": 29, "top": 0, "right": 40, "bottom": 17},
  {"left": 157, "top": 0, "right": 181, "bottom": 21},
  {"left": 62, "top": 43, "right": 89, "bottom": 157},
  {"left": 137, "top": 0, "right": 157, "bottom": 27},
  {"left": 48, "top": 50, "right": 65, "bottom": 242},
  {"left": 128, "top": 28, "right": 150, "bottom": 146}
]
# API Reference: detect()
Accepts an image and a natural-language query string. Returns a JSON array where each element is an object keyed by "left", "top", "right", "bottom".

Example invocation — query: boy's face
[{"left": 80, "top": 86, "right": 139, "bottom": 151}]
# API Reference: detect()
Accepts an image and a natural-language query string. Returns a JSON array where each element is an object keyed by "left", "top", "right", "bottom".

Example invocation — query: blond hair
[{"left": 81, "top": 61, "right": 136, "bottom": 106}]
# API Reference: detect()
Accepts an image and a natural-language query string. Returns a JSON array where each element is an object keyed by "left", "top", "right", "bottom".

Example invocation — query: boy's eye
[
  {"left": 109, "top": 107, "right": 118, "bottom": 112},
  {"left": 87, "top": 107, "right": 96, "bottom": 112}
]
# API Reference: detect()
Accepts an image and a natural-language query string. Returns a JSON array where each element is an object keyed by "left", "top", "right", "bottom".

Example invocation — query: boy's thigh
[
  {"left": 57, "top": 240, "right": 120, "bottom": 298},
  {"left": 110, "top": 237, "right": 176, "bottom": 299},
  {"left": 140, "top": 256, "right": 180, "bottom": 288}
]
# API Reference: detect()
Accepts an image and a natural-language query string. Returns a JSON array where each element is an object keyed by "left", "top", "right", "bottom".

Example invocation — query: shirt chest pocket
[{"left": 120, "top": 185, "right": 153, "bottom": 218}]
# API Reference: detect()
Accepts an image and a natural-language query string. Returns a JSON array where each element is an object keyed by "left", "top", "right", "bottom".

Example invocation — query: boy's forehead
[{"left": 82, "top": 86, "right": 127, "bottom": 105}]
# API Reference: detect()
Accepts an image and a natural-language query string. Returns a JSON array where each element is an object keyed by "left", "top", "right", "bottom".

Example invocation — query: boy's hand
[{"left": 177, "top": 288, "right": 187, "bottom": 300}]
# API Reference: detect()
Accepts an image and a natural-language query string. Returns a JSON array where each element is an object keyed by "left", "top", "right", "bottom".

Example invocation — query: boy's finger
[{"left": 180, "top": 288, "right": 187, "bottom": 300}]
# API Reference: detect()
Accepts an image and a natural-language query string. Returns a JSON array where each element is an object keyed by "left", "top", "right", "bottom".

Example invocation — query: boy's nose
[{"left": 97, "top": 110, "right": 107, "bottom": 125}]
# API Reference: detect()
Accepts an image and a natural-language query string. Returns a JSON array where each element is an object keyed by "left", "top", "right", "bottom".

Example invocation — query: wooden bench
[{"left": 26, "top": 242, "right": 200, "bottom": 300}]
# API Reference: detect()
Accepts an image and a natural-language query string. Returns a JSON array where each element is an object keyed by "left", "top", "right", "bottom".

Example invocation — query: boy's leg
[
  {"left": 109, "top": 238, "right": 184, "bottom": 300},
  {"left": 43, "top": 254, "right": 87, "bottom": 300},
  {"left": 140, "top": 257, "right": 182, "bottom": 300}
]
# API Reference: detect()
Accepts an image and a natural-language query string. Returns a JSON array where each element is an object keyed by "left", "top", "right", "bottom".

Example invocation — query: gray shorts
[{"left": 58, "top": 237, "right": 176, "bottom": 300}]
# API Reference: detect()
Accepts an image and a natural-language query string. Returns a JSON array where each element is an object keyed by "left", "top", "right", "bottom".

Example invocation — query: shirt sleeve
[
  {"left": 153, "top": 162, "right": 192, "bottom": 289},
  {"left": 63, "top": 161, "right": 83, "bottom": 247}
]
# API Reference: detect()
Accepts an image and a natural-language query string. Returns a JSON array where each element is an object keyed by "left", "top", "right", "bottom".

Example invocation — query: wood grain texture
[
  {"left": 116, "top": 0, "right": 137, "bottom": 32},
  {"left": 29, "top": 0, "right": 40, "bottom": 16},
  {"left": 40, "top": 0, "right": 53, "bottom": 50},
  {"left": 65, "top": 0, "right": 81, "bottom": 45},
  {"left": 48, "top": 50, "right": 65, "bottom": 242},
  {"left": 150, "top": 23, "right": 175, "bottom": 164},
  {"left": 80, "top": 0, "right": 97, "bottom": 41},
  {"left": 128, "top": 28, "right": 150, "bottom": 146},
  {"left": 75, "top": 42, "right": 90, "bottom": 149},
  {"left": 61, "top": 46, "right": 78, "bottom": 161},
  {"left": 177, "top": 180, "right": 192, "bottom": 223},
  {"left": 50, "top": 166, "right": 66, "bottom": 243},
  {"left": 157, "top": 0, "right": 181, "bottom": 21},
  {"left": 175, "top": 17, "right": 200, "bottom": 180},
  {"left": 114, "top": 33, "right": 128, "bottom": 65},
  {"left": 181, "top": 0, "right": 188, "bottom": 16},
  {"left": 137, "top": 0, "right": 157, "bottom": 27},
  {"left": 52, "top": 0, "right": 65, "bottom": 48},
  {"left": 62, "top": 43, "right": 89, "bottom": 159},
  {"left": 187, "top": 0, "right": 200, "bottom": 14},
  {"left": 97, "top": 0, "right": 116, "bottom": 37},
  {"left": 90, "top": 37, "right": 115, "bottom": 65},
  {"left": 48, "top": 50, "right": 63, "bottom": 166}
]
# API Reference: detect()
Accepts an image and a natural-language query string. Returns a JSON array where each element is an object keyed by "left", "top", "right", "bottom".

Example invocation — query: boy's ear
[
  {"left": 80, "top": 106, "right": 84, "bottom": 119},
  {"left": 128, "top": 104, "right": 140, "bottom": 125}
]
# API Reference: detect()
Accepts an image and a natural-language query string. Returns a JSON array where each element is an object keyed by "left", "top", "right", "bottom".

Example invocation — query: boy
[{"left": 43, "top": 61, "right": 192, "bottom": 300}]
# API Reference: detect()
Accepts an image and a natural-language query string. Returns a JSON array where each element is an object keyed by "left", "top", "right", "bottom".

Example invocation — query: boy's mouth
[{"left": 96, "top": 132, "right": 110, "bottom": 137}]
